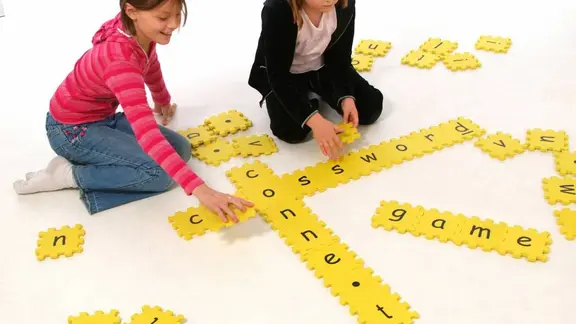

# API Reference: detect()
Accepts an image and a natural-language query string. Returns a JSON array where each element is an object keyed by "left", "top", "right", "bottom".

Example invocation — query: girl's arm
[
  {"left": 103, "top": 57, "right": 204, "bottom": 195},
  {"left": 261, "top": 4, "right": 319, "bottom": 128},
  {"left": 144, "top": 53, "right": 172, "bottom": 106}
]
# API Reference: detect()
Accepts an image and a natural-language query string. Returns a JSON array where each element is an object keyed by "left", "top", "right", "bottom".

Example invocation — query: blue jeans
[{"left": 45, "top": 112, "right": 192, "bottom": 214}]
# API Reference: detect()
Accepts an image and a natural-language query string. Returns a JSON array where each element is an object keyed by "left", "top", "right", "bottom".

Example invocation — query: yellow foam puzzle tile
[
  {"left": 168, "top": 200, "right": 257, "bottom": 240},
  {"left": 412, "top": 208, "right": 467, "bottom": 245},
  {"left": 554, "top": 208, "right": 576, "bottom": 240},
  {"left": 225, "top": 160, "right": 278, "bottom": 191},
  {"left": 442, "top": 52, "right": 482, "bottom": 71},
  {"left": 374, "top": 135, "right": 430, "bottom": 166},
  {"left": 35, "top": 224, "right": 85, "bottom": 261},
  {"left": 318, "top": 152, "right": 375, "bottom": 188},
  {"left": 203, "top": 109, "right": 253, "bottom": 136},
  {"left": 126, "top": 305, "right": 185, "bottom": 324},
  {"left": 459, "top": 216, "right": 509, "bottom": 251},
  {"left": 498, "top": 226, "right": 552, "bottom": 262},
  {"left": 372, "top": 200, "right": 424, "bottom": 235},
  {"left": 419, "top": 37, "right": 458, "bottom": 56},
  {"left": 474, "top": 132, "right": 527, "bottom": 161},
  {"left": 351, "top": 54, "right": 374, "bottom": 72},
  {"left": 542, "top": 176, "right": 576, "bottom": 205},
  {"left": 177, "top": 125, "right": 216, "bottom": 148},
  {"left": 441, "top": 117, "right": 486, "bottom": 141},
  {"left": 192, "top": 138, "right": 238, "bottom": 166},
  {"left": 232, "top": 134, "right": 278, "bottom": 157},
  {"left": 406, "top": 127, "right": 458, "bottom": 152},
  {"left": 279, "top": 164, "right": 334, "bottom": 197},
  {"left": 475, "top": 35, "right": 512, "bottom": 53},
  {"left": 354, "top": 39, "right": 392, "bottom": 57},
  {"left": 401, "top": 49, "right": 441, "bottom": 69},
  {"left": 355, "top": 285, "right": 420, "bottom": 324},
  {"left": 336, "top": 122, "right": 361, "bottom": 144},
  {"left": 68, "top": 309, "right": 121, "bottom": 324},
  {"left": 526, "top": 128, "right": 568, "bottom": 152},
  {"left": 554, "top": 151, "right": 576, "bottom": 176},
  {"left": 348, "top": 144, "right": 395, "bottom": 173}
]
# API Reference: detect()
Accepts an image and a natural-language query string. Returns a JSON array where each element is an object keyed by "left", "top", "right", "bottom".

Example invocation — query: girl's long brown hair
[
  {"left": 120, "top": 0, "right": 188, "bottom": 36},
  {"left": 289, "top": 0, "right": 348, "bottom": 29}
]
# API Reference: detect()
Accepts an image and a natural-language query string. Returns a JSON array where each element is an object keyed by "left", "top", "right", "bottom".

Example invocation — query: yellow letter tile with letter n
[{"left": 36, "top": 224, "right": 85, "bottom": 261}]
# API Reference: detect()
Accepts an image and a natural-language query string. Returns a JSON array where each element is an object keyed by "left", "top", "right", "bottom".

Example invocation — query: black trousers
[{"left": 265, "top": 65, "right": 383, "bottom": 144}]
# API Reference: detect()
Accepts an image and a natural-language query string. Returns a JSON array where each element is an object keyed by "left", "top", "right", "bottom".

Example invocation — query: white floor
[{"left": 1, "top": 0, "right": 576, "bottom": 323}]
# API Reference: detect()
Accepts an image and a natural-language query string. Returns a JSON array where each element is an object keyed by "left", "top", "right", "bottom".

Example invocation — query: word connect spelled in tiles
[
  {"left": 68, "top": 310, "right": 121, "bottom": 324},
  {"left": 475, "top": 35, "right": 512, "bottom": 53},
  {"left": 554, "top": 208, "right": 576, "bottom": 241},
  {"left": 232, "top": 134, "right": 278, "bottom": 157},
  {"left": 526, "top": 129, "right": 569, "bottom": 152},
  {"left": 419, "top": 37, "right": 458, "bottom": 56},
  {"left": 192, "top": 138, "right": 238, "bottom": 166},
  {"left": 126, "top": 305, "right": 185, "bottom": 324},
  {"left": 36, "top": 224, "right": 85, "bottom": 261},
  {"left": 354, "top": 39, "right": 392, "bottom": 57},
  {"left": 177, "top": 125, "right": 216, "bottom": 148},
  {"left": 542, "top": 176, "right": 576, "bottom": 205},
  {"left": 401, "top": 50, "right": 441, "bottom": 69},
  {"left": 554, "top": 151, "right": 576, "bottom": 176},
  {"left": 203, "top": 109, "right": 253, "bottom": 136},
  {"left": 474, "top": 132, "right": 526, "bottom": 161},
  {"left": 351, "top": 54, "right": 374, "bottom": 72},
  {"left": 372, "top": 201, "right": 552, "bottom": 262},
  {"left": 442, "top": 52, "right": 482, "bottom": 71}
]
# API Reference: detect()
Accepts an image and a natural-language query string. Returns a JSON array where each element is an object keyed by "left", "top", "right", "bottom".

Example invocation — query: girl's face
[
  {"left": 304, "top": 0, "right": 338, "bottom": 12},
  {"left": 126, "top": 0, "right": 182, "bottom": 46}
]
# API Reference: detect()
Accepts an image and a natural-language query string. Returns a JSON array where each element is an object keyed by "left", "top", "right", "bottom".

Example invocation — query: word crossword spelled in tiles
[{"left": 372, "top": 201, "right": 552, "bottom": 262}]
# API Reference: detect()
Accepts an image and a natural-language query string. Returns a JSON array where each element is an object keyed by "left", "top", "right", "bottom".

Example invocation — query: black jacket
[{"left": 248, "top": 0, "right": 356, "bottom": 127}]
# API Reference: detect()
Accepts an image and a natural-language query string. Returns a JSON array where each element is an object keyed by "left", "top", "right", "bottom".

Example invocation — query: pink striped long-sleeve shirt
[{"left": 49, "top": 14, "right": 204, "bottom": 195}]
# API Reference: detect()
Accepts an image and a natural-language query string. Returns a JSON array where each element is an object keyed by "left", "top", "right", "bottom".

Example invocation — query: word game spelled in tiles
[
  {"left": 442, "top": 52, "right": 482, "bottom": 72},
  {"left": 419, "top": 37, "right": 458, "bottom": 56},
  {"left": 168, "top": 198, "right": 257, "bottom": 240},
  {"left": 554, "top": 151, "right": 576, "bottom": 176},
  {"left": 354, "top": 39, "right": 392, "bottom": 57},
  {"left": 351, "top": 54, "right": 374, "bottom": 72},
  {"left": 554, "top": 208, "right": 576, "bottom": 241},
  {"left": 126, "top": 305, "right": 185, "bottom": 324},
  {"left": 475, "top": 35, "right": 512, "bottom": 53},
  {"left": 68, "top": 309, "right": 121, "bottom": 324},
  {"left": 401, "top": 49, "right": 440, "bottom": 69},
  {"left": 542, "top": 176, "right": 576, "bottom": 205},
  {"left": 192, "top": 138, "right": 238, "bottom": 166},
  {"left": 232, "top": 134, "right": 278, "bottom": 157},
  {"left": 225, "top": 161, "right": 419, "bottom": 323},
  {"left": 526, "top": 129, "right": 569, "bottom": 152},
  {"left": 474, "top": 132, "right": 527, "bottom": 161},
  {"left": 372, "top": 201, "right": 552, "bottom": 262},
  {"left": 36, "top": 224, "right": 85, "bottom": 261},
  {"left": 177, "top": 125, "right": 216, "bottom": 148},
  {"left": 203, "top": 109, "right": 253, "bottom": 136}
]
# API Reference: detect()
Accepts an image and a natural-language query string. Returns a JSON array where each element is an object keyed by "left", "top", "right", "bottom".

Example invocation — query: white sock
[{"left": 13, "top": 156, "right": 77, "bottom": 194}]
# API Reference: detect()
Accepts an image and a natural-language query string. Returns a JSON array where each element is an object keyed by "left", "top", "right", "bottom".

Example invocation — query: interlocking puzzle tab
[
  {"left": 554, "top": 151, "right": 576, "bottom": 176},
  {"left": 232, "top": 134, "right": 278, "bottom": 157},
  {"left": 526, "top": 129, "right": 569, "bottom": 152},
  {"left": 372, "top": 201, "right": 552, "bottom": 262},
  {"left": 442, "top": 52, "right": 481, "bottom": 72},
  {"left": 192, "top": 138, "right": 238, "bottom": 166},
  {"left": 554, "top": 208, "right": 576, "bottom": 241},
  {"left": 177, "top": 125, "right": 216, "bottom": 148},
  {"left": 419, "top": 38, "right": 458, "bottom": 57},
  {"left": 542, "top": 176, "right": 576, "bottom": 205},
  {"left": 126, "top": 305, "right": 185, "bottom": 324},
  {"left": 401, "top": 50, "right": 440, "bottom": 69},
  {"left": 36, "top": 224, "right": 85, "bottom": 261},
  {"left": 354, "top": 39, "right": 392, "bottom": 57},
  {"left": 168, "top": 200, "right": 257, "bottom": 240},
  {"left": 68, "top": 310, "right": 121, "bottom": 324},
  {"left": 203, "top": 109, "right": 253, "bottom": 136},
  {"left": 351, "top": 54, "right": 374, "bottom": 72},
  {"left": 336, "top": 122, "right": 361, "bottom": 144},
  {"left": 475, "top": 35, "right": 512, "bottom": 53},
  {"left": 475, "top": 132, "right": 526, "bottom": 161}
]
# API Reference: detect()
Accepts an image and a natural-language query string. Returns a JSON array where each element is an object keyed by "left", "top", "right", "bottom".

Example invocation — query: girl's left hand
[
  {"left": 341, "top": 98, "right": 359, "bottom": 127},
  {"left": 153, "top": 103, "right": 177, "bottom": 125}
]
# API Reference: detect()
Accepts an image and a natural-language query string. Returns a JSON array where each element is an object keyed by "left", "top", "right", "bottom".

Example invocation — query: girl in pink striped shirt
[{"left": 12, "top": 0, "right": 252, "bottom": 221}]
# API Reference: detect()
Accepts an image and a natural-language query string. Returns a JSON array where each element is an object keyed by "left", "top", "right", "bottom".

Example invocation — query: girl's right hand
[
  {"left": 192, "top": 184, "right": 254, "bottom": 223},
  {"left": 307, "top": 114, "right": 344, "bottom": 160}
]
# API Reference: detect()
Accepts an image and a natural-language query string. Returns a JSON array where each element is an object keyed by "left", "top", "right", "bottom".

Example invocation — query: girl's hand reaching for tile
[
  {"left": 154, "top": 103, "right": 177, "bottom": 125},
  {"left": 192, "top": 184, "right": 254, "bottom": 223}
]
